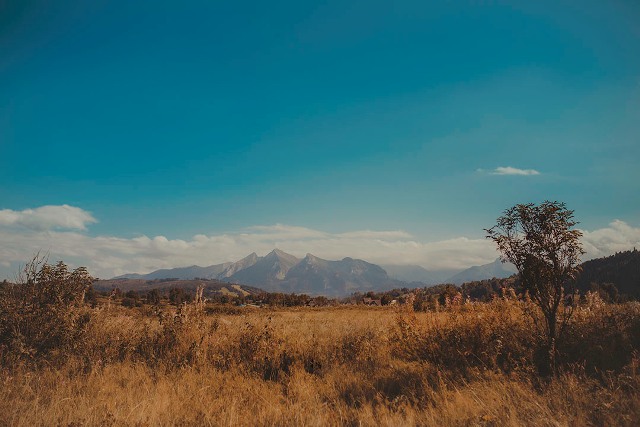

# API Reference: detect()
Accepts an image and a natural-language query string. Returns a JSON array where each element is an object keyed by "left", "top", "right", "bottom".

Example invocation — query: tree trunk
[{"left": 542, "top": 310, "right": 557, "bottom": 376}]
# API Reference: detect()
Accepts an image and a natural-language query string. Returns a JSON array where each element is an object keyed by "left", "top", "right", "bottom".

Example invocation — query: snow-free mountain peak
[
  {"left": 264, "top": 248, "right": 298, "bottom": 262},
  {"left": 228, "top": 249, "right": 299, "bottom": 284}
]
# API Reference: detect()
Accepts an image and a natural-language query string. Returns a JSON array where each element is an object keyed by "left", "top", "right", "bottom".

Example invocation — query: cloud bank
[
  {"left": 581, "top": 220, "right": 640, "bottom": 260},
  {"left": 0, "top": 205, "right": 97, "bottom": 231},
  {"left": 0, "top": 205, "right": 638, "bottom": 280},
  {"left": 479, "top": 166, "right": 541, "bottom": 176}
]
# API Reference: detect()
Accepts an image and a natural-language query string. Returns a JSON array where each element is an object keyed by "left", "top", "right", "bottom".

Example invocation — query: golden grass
[
  {"left": 231, "top": 285, "right": 250, "bottom": 297},
  {"left": 1, "top": 302, "right": 639, "bottom": 426}
]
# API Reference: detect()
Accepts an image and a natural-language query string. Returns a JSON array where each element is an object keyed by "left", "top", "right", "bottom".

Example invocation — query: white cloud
[
  {"left": 1, "top": 205, "right": 638, "bottom": 280},
  {"left": 481, "top": 166, "right": 541, "bottom": 176},
  {"left": 0, "top": 205, "right": 96, "bottom": 231},
  {"left": 580, "top": 220, "right": 640, "bottom": 260},
  {"left": 0, "top": 215, "right": 497, "bottom": 279}
]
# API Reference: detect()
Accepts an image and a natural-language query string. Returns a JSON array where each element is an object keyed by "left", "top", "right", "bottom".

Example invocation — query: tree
[
  {"left": 146, "top": 288, "right": 161, "bottom": 305},
  {"left": 84, "top": 284, "right": 98, "bottom": 307},
  {"left": 485, "top": 201, "right": 584, "bottom": 375},
  {"left": 169, "top": 287, "right": 190, "bottom": 305},
  {"left": 125, "top": 290, "right": 140, "bottom": 301}
]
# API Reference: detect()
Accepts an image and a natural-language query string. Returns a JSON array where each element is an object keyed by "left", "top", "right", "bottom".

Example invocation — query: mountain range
[
  {"left": 109, "top": 249, "right": 640, "bottom": 300},
  {"left": 114, "top": 250, "right": 517, "bottom": 295},
  {"left": 447, "top": 258, "right": 517, "bottom": 285}
]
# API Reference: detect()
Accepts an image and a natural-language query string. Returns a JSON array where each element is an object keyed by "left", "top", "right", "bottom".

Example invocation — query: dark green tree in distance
[{"left": 485, "top": 201, "right": 584, "bottom": 375}]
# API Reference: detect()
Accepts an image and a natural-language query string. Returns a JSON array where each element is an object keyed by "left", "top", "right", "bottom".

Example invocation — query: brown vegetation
[{"left": 1, "top": 260, "right": 639, "bottom": 426}]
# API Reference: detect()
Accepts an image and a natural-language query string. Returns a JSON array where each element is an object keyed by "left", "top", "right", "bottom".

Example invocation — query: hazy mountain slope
[
  {"left": 272, "top": 254, "right": 399, "bottom": 296},
  {"left": 218, "top": 252, "right": 259, "bottom": 278},
  {"left": 381, "top": 264, "right": 463, "bottom": 285},
  {"left": 113, "top": 272, "right": 146, "bottom": 279},
  {"left": 113, "top": 253, "right": 261, "bottom": 281},
  {"left": 447, "top": 258, "right": 517, "bottom": 285},
  {"left": 114, "top": 263, "right": 232, "bottom": 280},
  {"left": 275, "top": 254, "right": 333, "bottom": 293}
]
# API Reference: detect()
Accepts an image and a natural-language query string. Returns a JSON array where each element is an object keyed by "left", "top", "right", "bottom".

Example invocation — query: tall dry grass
[{"left": 1, "top": 292, "right": 639, "bottom": 426}]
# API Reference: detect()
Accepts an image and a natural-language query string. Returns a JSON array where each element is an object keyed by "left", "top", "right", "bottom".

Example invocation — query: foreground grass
[
  {"left": 2, "top": 302, "right": 639, "bottom": 426},
  {"left": 5, "top": 362, "right": 637, "bottom": 426}
]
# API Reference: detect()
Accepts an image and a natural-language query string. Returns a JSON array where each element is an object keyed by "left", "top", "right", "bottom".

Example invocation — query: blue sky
[{"left": 1, "top": 1, "right": 639, "bottom": 278}]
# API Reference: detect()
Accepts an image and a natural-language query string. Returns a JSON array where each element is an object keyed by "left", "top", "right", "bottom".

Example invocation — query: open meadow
[{"left": 1, "top": 292, "right": 639, "bottom": 426}]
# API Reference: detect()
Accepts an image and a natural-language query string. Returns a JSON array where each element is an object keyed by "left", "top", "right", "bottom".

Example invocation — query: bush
[
  {"left": 0, "top": 256, "right": 93, "bottom": 365},
  {"left": 559, "top": 301, "right": 640, "bottom": 373},
  {"left": 121, "top": 297, "right": 139, "bottom": 308},
  {"left": 394, "top": 300, "right": 538, "bottom": 377}
]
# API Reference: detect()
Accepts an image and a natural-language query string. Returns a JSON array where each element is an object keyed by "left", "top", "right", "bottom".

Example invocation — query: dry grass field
[{"left": 1, "top": 289, "right": 639, "bottom": 426}]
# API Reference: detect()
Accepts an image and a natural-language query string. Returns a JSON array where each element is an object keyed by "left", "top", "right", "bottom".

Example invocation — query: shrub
[
  {"left": 134, "top": 287, "right": 212, "bottom": 368},
  {"left": 0, "top": 256, "right": 93, "bottom": 365},
  {"left": 394, "top": 300, "right": 538, "bottom": 378},
  {"left": 559, "top": 301, "right": 640, "bottom": 373},
  {"left": 121, "top": 297, "right": 138, "bottom": 308}
]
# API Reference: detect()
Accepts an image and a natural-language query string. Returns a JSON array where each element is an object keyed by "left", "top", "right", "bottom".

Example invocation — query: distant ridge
[
  {"left": 381, "top": 264, "right": 462, "bottom": 285},
  {"left": 381, "top": 259, "right": 517, "bottom": 285},
  {"left": 218, "top": 253, "right": 259, "bottom": 278},
  {"left": 277, "top": 254, "right": 396, "bottom": 295},
  {"left": 114, "top": 263, "right": 232, "bottom": 281},
  {"left": 447, "top": 258, "right": 517, "bottom": 284}
]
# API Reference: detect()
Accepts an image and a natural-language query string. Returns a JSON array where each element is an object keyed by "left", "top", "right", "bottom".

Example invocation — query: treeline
[
  {"left": 86, "top": 286, "right": 338, "bottom": 308},
  {"left": 342, "top": 278, "right": 517, "bottom": 311},
  {"left": 576, "top": 249, "right": 640, "bottom": 300}
]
